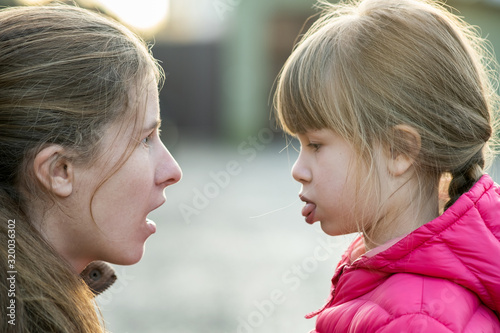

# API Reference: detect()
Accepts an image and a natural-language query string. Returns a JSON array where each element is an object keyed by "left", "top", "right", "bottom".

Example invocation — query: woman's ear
[
  {"left": 33, "top": 145, "right": 73, "bottom": 197},
  {"left": 387, "top": 124, "right": 421, "bottom": 177}
]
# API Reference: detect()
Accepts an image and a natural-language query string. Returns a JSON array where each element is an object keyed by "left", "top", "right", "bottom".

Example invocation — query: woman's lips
[
  {"left": 145, "top": 198, "right": 165, "bottom": 234},
  {"left": 146, "top": 218, "right": 157, "bottom": 234},
  {"left": 300, "top": 195, "right": 317, "bottom": 224}
]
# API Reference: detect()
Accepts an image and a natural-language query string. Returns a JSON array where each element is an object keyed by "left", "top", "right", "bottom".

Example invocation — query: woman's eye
[{"left": 141, "top": 133, "right": 153, "bottom": 146}]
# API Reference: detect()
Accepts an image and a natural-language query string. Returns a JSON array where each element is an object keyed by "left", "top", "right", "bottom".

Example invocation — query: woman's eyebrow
[{"left": 143, "top": 118, "right": 162, "bottom": 132}]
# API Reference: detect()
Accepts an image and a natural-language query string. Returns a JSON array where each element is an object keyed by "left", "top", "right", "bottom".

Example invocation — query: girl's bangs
[
  {"left": 275, "top": 22, "right": 356, "bottom": 139},
  {"left": 275, "top": 32, "right": 340, "bottom": 135}
]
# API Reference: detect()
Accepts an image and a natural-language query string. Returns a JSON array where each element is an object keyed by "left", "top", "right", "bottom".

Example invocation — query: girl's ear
[
  {"left": 387, "top": 125, "right": 421, "bottom": 177},
  {"left": 33, "top": 145, "right": 73, "bottom": 197}
]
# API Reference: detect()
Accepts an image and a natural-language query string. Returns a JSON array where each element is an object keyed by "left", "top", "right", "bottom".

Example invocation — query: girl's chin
[{"left": 320, "top": 222, "right": 348, "bottom": 237}]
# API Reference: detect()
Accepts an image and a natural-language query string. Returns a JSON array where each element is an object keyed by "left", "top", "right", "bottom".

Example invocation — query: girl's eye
[{"left": 308, "top": 143, "right": 321, "bottom": 151}]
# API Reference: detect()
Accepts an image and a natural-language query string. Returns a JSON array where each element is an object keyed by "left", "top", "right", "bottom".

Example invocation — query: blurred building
[
  {"left": 5, "top": 0, "right": 500, "bottom": 143},
  {"left": 155, "top": 0, "right": 318, "bottom": 143},
  {"left": 154, "top": 0, "right": 500, "bottom": 143}
]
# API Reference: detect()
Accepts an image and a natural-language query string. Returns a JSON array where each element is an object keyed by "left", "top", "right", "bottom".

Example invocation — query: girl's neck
[{"left": 364, "top": 178, "right": 439, "bottom": 251}]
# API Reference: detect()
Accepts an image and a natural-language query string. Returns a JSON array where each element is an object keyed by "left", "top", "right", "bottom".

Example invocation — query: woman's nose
[{"left": 156, "top": 143, "right": 182, "bottom": 187}]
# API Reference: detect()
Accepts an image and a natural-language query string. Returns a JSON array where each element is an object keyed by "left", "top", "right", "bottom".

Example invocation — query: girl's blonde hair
[
  {"left": 0, "top": 5, "right": 162, "bottom": 332},
  {"left": 275, "top": 0, "right": 498, "bottom": 240}
]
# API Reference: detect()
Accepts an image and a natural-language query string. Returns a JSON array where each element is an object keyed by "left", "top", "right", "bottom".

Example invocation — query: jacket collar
[{"left": 329, "top": 175, "right": 500, "bottom": 314}]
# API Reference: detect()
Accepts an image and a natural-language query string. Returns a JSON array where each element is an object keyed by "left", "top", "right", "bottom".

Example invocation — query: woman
[{"left": 0, "top": 4, "right": 181, "bottom": 332}]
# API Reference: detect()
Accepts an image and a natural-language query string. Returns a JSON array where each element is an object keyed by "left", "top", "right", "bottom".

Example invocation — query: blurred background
[{"left": 6, "top": 0, "right": 500, "bottom": 332}]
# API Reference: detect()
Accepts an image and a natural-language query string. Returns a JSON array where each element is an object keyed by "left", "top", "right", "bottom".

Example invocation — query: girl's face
[
  {"left": 293, "top": 129, "right": 375, "bottom": 236},
  {"left": 61, "top": 79, "right": 182, "bottom": 271}
]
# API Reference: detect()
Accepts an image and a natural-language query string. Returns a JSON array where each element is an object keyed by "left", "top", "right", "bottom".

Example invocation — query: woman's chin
[{"left": 106, "top": 246, "right": 146, "bottom": 266}]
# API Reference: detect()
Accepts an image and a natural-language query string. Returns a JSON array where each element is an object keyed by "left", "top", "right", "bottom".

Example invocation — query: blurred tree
[{"left": 0, "top": 0, "right": 18, "bottom": 5}]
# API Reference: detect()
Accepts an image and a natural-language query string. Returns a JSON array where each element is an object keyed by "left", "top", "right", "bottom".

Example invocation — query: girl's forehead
[{"left": 297, "top": 128, "right": 334, "bottom": 137}]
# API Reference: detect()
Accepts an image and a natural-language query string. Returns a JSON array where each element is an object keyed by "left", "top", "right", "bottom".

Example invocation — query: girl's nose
[
  {"left": 156, "top": 143, "right": 182, "bottom": 187},
  {"left": 291, "top": 154, "right": 311, "bottom": 184}
]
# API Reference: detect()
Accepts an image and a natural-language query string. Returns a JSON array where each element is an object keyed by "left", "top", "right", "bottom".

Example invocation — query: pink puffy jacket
[{"left": 308, "top": 174, "right": 500, "bottom": 332}]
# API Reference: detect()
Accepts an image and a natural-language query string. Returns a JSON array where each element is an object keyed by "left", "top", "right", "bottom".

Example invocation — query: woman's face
[{"left": 60, "top": 79, "right": 182, "bottom": 271}]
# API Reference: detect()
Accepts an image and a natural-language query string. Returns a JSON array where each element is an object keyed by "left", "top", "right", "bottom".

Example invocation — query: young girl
[
  {"left": 275, "top": 0, "right": 500, "bottom": 331},
  {"left": 0, "top": 5, "right": 181, "bottom": 332}
]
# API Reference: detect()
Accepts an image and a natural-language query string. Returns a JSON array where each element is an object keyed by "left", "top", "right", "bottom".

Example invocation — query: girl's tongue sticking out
[{"left": 302, "top": 202, "right": 317, "bottom": 224}]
